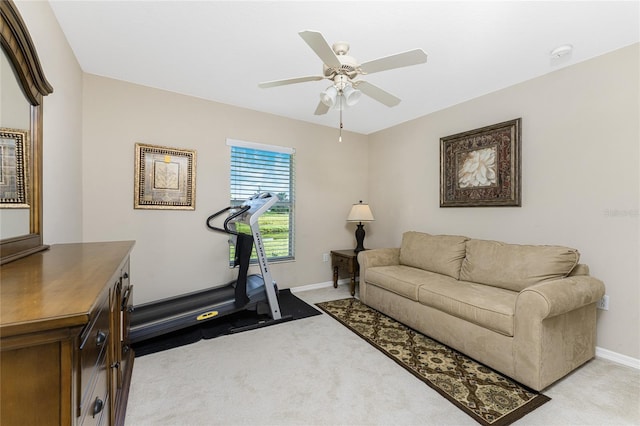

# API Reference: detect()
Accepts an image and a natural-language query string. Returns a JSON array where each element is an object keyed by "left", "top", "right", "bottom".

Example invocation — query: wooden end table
[{"left": 331, "top": 249, "right": 360, "bottom": 296}]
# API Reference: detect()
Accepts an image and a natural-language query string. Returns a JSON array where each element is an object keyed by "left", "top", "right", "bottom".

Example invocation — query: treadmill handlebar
[
  {"left": 206, "top": 205, "right": 250, "bottom": 235},
  {"left": 206, "top": 192, "right": 278, "bottom": 235}
]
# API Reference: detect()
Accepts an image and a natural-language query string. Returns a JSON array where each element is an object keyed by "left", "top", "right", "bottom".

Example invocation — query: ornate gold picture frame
[
  {"left": 0, "top": 128, "right": 29, "bottom": 208},
  {"left": 134, "top": 143, "right": 196, "bottom": 210},
  {"left": 440, "top": 118, "right": 521, "bottom": 207}
]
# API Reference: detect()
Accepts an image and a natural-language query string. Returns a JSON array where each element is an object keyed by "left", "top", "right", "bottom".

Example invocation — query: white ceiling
[{"left": 48, "top": 1, "right": 639, "bottom": 135}]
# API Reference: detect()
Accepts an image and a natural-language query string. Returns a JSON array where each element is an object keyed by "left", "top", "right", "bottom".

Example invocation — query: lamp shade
[{"left": 347, "top": 201, "right": 374, "bottom": 222}]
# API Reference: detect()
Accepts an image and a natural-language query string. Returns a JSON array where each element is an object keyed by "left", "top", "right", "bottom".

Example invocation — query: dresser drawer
[
  {"left": 120, "top": 284, "right": 134, "bottom": 381},
  {"left": 79, "top": 294, "right": 110, "bottom": 413},
  {"left": 79, "top": 349, "right": 109, "bottom": 426}
]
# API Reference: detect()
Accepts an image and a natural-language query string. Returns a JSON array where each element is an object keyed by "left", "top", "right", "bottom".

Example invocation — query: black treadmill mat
[{"left": 132, "top": 289, "right": 322, "bottom": 357}]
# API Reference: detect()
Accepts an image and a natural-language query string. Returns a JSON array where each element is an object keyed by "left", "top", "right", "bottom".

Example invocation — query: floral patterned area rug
[{"left": 316, "top": 298, "right": 550, "bottom": 426}]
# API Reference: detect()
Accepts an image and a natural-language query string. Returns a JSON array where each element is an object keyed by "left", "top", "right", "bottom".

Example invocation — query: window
[{"left": 227, "top": 139, "right": 295, "bottom": 262}]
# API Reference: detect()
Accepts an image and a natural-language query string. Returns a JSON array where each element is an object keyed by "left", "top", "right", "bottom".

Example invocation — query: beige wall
[
  {"left": 367, "top": 44, "right": 640, "bottom": 360},
  {"left": 16, "top": 1, "right": 84, "bottom": 244},
  {"left": 81, "top": 75, "right": 368, "bottom": 303}
]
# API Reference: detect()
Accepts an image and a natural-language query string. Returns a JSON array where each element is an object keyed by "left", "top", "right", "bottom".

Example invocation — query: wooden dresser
[{"left": 1, "top": 241, "right": 135, "bottom": 425}]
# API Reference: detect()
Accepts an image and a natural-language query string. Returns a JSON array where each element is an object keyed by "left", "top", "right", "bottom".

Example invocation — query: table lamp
[{"left": 347, "top": 201, "right": 375, "bottom": 254}]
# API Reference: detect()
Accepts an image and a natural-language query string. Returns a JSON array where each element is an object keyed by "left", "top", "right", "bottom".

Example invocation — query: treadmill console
[{"left": 241, "top": 192, "right": 278, "bottom": 226}]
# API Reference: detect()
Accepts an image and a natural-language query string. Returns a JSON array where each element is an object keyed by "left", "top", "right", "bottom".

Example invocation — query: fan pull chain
[
  {"left": 339, "top": 106, "right": 343, "bottom": 142},
  {"left": 338, "top": 95, "right": 345, "bottom": 142}
]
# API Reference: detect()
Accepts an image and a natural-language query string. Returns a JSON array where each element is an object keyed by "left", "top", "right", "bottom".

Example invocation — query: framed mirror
[{"left": 0, "top": 0, "right": 53, "bottom": 264}]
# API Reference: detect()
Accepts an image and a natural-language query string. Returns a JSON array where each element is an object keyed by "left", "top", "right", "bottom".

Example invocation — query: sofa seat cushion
[
  {"left": 417, "top": 280, "right": 517, "bottom": 336},
  {"left": 365, "top": 265, "right": 455, "bottom": 301},
  {"left": 399, "top": 232, "right": 468, "bottom": 279},
  {"left": 460, "top": 239, "right": 580, "bottom": 292}
]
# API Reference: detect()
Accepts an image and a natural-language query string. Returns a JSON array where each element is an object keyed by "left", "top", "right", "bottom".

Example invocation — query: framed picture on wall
[
  {"left": 440, "top": 118, "right": 521, "bottom": 207},
  {"left": 0, "top": 128, "right": 29, "bottom": 208},
  {"left": 134, "top": 143, "right": 196, "bottom": 210}
]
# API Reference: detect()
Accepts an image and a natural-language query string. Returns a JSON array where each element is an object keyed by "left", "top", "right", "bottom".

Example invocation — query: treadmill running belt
[{"left": 132, "top": 289, "right": 321, "bottom": 357}]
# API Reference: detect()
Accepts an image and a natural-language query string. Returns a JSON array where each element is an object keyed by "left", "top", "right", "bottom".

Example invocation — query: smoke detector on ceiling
[{"left": 550, "top": 44, "right": 573, "bottom": 58}]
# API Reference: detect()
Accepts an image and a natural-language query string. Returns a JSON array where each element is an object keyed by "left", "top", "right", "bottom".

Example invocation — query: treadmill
[{"left": 129, "top": 192, "right": 289, "bottom": 344}]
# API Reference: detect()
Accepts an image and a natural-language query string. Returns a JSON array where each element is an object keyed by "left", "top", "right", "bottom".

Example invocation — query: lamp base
[{"left": 354, "top": 223, "right": 366, "bottom": 254}]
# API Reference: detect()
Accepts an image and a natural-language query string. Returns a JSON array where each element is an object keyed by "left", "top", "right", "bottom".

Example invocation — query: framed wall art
[
  {"left": 0, "top": 128, "right": 29, "bottom": 208},
  {"left": 134, "top": 143, "right": 196, "bottom": 210},
  {"left": 440, "top": 118, "right": 521, "bottom": 207}
]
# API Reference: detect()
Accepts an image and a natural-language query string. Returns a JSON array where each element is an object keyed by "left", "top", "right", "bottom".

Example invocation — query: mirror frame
[{"left": 0, "top": 0, "right": 53, "bottom": 264}]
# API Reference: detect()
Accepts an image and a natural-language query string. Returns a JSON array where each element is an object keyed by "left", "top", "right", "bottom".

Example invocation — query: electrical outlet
[
  {"left": 597, "top": 295, "right": 609, "bottom": 310},
  {"left": 322, "top": 253, "right": 329, "bottom": 262}
]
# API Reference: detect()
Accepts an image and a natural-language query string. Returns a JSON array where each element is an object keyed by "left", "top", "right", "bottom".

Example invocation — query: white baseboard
[
  {"left": 596, "top": 347, "right": 640, "bottom": 369},
  {"left": 289, "top": 280, "right": 349, "bottom": 293}
]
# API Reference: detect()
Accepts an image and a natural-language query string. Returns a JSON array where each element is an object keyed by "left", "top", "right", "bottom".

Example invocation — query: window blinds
[{"left": 227, "top": 139, "right": 295, "bottom": 261}]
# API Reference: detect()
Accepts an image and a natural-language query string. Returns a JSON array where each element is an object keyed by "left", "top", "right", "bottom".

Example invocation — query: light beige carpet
[{"left": 125, "top": 285, "right": 640, "bottom": 425}]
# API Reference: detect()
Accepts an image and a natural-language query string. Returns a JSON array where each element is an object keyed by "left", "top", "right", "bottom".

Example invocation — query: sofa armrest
[
  {"left": 513, "top": 274, "right": 604, "bottom": 389},
  {"left": 358, "top": 248, "right": 400, "bottom": 269},
  {"left": 516, "top": 275, "right": 605, "bottom": 319},
  {"left": 357, "top": 248, "right": 400, "bottom": 302}
]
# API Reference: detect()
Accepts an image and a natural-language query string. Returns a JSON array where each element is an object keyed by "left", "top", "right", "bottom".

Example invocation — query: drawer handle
[
  {"left": 96, "top": 330, "right": 107, "bottom": 347},
  {"left": 121, "top": 288, "right": 131, "bottom": 311},
  {"left": 93, "top": 397, "right": 104, "bottom": 418}
]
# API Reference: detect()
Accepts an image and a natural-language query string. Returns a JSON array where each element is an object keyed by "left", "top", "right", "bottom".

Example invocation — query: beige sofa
[{"left": 358, "top": 231, "right": 605, "bottom": 391}]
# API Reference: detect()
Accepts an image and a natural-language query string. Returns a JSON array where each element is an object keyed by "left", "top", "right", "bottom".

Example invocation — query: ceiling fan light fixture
[
  {"left": 342, "top": 84, "right": 361, "bottom": 107},
  {"left": 320, "top": 85, "right": 338, "bottom": 107}
]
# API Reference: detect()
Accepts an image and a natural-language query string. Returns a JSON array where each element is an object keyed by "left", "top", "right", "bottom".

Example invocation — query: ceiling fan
[{"left": 258, "top": 30, "right": 428, "bottom": 116}]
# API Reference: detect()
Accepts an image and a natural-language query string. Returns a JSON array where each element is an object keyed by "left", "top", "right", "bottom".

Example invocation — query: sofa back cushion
[
  {"left": 399, "top": 232, "right": 468, "bottom": 279},
  {"left": 459, "top": 239, "right": 580, "bottom": 291}
]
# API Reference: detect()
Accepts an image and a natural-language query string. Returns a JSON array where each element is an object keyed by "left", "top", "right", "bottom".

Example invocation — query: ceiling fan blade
[
  {"left": 299, "top": 30, "right": 342, "bottom": 68},
  {"left": 354, "top": 81, "right": 401, "bottom": 107},
  {"left": 258, "top": 75, "right": 324, "bottom": 89},
  {"left": 359, "top": 49, "right": 428, "bottom": 74},
  {"left": 314, "top": 101, "right": 330, "bottom": 115}
]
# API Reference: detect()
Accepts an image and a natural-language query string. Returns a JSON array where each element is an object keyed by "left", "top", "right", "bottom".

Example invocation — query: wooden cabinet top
[
  {"left": 0, "top": 241, "right": 135, "bottom": 338},
  {"left": 331, "top": 249, "right": 359, "bottom": 258}
]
